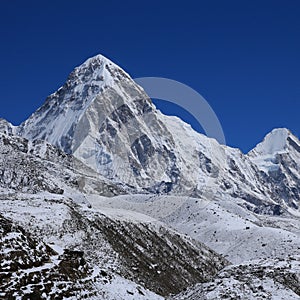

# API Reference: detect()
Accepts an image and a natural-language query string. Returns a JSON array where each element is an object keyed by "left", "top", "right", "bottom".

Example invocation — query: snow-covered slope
[
  {"left": 86, "top": 192, "right": 300, "bottom": 298},
  {"left": 171, "top": 257, "right": 300, "bottom": 300},
  {"left": 87, "top": 194, "right": 300, "bottom": 264},
  {"left": 0, "top": 213, "right": 103, "bottom": 299},
  {"left": 0, "top": 194, "right": 227, "bottom": 299}
]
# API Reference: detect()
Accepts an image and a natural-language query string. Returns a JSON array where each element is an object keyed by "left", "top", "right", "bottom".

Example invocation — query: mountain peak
[
  {"left": 18, "top": 53, "right": 134, "bottom": 152},
  {"left": 248, "top": 127, "right": 300, "bottom": 174},
  {"left": 66, "top": 53, "right": 130, "bottom": 89},
  {"left": 80, "top": 53, "right": 116, "bottom": 67},
  {"left": 249, "top": 128, "right": 292, "bottom": 157},
  {"left": 74, "top": 54, "right": 115, "bottom": 75}
]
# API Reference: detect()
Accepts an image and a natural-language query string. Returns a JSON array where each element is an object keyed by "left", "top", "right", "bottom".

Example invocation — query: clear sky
[{"left": 0, "top": 0, "right": 299, "bottom": 152}]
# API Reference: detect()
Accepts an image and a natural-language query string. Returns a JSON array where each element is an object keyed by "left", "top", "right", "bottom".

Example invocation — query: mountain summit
[
  {"left": 250, "top": 128, "right": 294, "bottom": 156},
  {"left": 18, "top": 54, "right": 133, "bottom": 151}
]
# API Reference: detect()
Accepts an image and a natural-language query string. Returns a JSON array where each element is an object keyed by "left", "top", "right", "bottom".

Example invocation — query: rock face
[
  {"left": 0, "top": 118, "right": 15, "bottom": 135},
  {"left": 93, "top": 216, "right": 227, "bottom": 296},
  {"left": 0, "top": 133, "right": 66, "bottom": 194},
  {"left": 15, "top": 54, "right": 300, "bottom": 214},
  {"left": 0, "top": 132, "right": 124, "bottom": 197}
]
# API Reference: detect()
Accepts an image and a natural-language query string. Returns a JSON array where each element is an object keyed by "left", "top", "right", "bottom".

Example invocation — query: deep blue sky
[{"left": 0, "top": 1, "right": 299, "bottom": 152}]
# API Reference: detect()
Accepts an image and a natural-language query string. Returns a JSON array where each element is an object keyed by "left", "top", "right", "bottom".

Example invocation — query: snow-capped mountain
[
  {"left": 18, "top": 54, "right": 194, "bottom": 193},
  {"left": 16, "top": 54, "right": 300, "bottom": 214},
  {"left": 1, "top": 53, "right": 300, "bottom": 299},
  {"left": 249, "top": 128, "right": 300, "bottom": 210}
]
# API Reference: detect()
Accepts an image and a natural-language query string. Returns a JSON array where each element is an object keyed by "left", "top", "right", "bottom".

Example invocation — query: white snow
[
  {"left": 248, "top": 128, "right": 291, "bottom": 173},
  {"left": 87, "top": 193, "right": 300, "bottom": 264},
  {"left": 252, "top": 128, "right": 290, "bottom": 156}
]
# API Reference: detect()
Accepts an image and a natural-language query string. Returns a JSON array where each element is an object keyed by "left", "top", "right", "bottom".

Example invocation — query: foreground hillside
[{"left": 0, "top": 131, "right": 299, "bottom": 299}]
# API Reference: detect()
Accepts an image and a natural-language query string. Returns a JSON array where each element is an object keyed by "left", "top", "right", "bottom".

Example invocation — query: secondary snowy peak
[
  {"left": 249, "top": 128, "right": 293, "bottom": 157},
  {"left": 248, "top": 128, "right": 300, "bottom": 172},
  {"left": 248, "top": 128, "right": 300, "bottom": 209}
]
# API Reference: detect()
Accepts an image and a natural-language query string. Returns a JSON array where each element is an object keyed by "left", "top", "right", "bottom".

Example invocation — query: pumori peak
[{"left": 12, "top": 54, "right": 300, "bottom": 210}]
